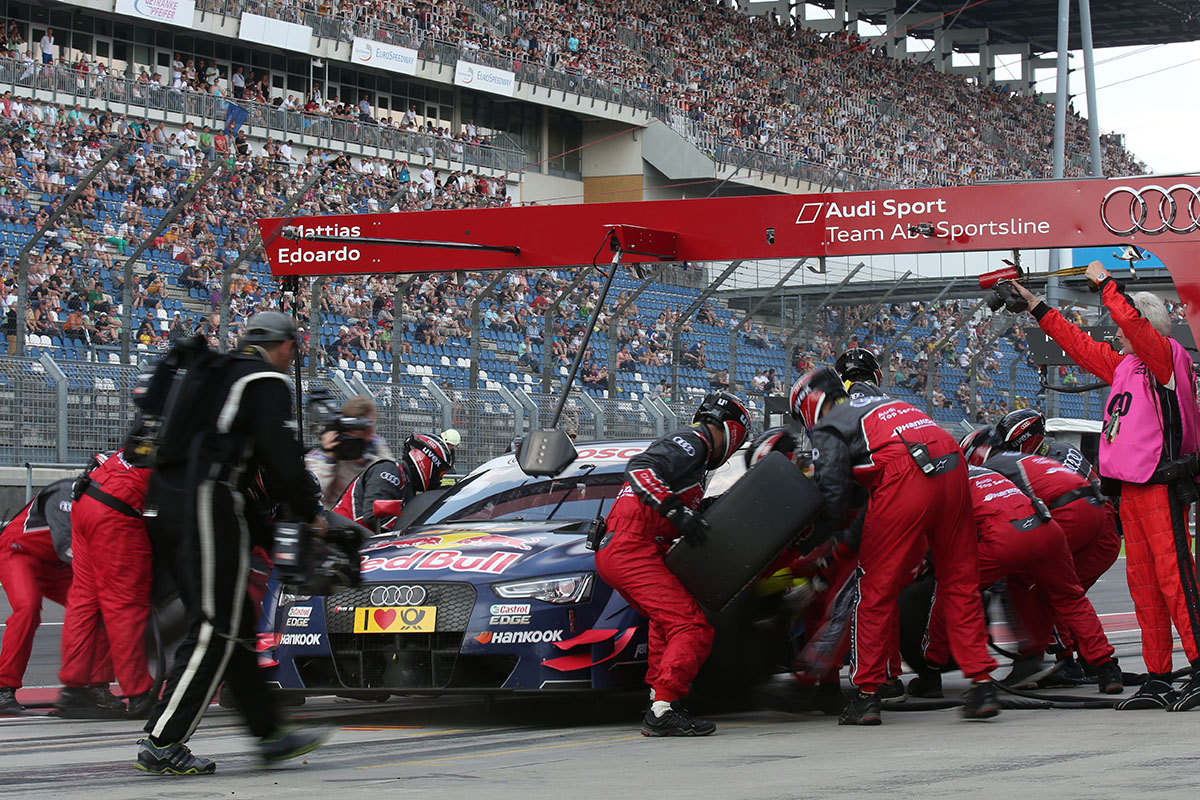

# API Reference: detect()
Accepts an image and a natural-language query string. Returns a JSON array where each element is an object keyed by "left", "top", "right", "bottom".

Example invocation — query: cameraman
[
  {"left": 138, "top": 311, "right": 328, "bottom": 775},
  {"left": 305, "top": 394, "right": 394, "bottom": 506},
  {"left": 1011, "top": 264, "right": 1200, "bottom": 711}
]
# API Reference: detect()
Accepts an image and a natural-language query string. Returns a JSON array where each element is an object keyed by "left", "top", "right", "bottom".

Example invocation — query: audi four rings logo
[
  {"left": 1101, "top": 184, "right": 1200, "bottom": 236},
  {"left": 370, "top": 585, "right": 427, "bottom": 605}
]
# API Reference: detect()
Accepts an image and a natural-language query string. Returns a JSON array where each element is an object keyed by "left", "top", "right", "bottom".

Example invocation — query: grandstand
[{"left": 0, "top": 0, "right": 1184, "bottom": 471}]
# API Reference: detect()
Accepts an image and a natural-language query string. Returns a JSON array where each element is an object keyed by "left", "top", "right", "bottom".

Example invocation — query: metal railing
[{"left": 0, "top": 61, "right": 526, "bottom": 175}]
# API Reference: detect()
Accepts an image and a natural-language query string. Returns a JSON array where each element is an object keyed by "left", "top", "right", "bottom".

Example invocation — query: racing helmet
[
  {"left": 790, "top": 367, "right": 848, "bottom": 432},
  {"left": 403, "top": 434, "right": 453, "bottom": 492},
  {"left": 744, "top": 427, "right": 798, "bottom": 469},
  {"left": 835, "top": 347, "right": 883, "bottom": 387},
  {"left": 960, "top": 427, "right": 995, "bottom": 467},
  {"left": 692, "top": 390, "right": 751, "bottom": 468},
  {"left": 995, "top": 409, "right": 1046, "bottom": 454}
]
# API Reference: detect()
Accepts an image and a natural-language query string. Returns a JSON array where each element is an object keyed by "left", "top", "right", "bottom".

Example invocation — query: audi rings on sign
[
  {"left": 1100, "top": 184, "right": 1200, "bottom": 236},
  {"left": 370, "top": 585, "right": 427, "bottom": 606}
]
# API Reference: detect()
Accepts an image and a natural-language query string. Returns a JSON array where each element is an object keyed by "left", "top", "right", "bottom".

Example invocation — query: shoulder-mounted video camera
[
  {"left": 272, "top": 514, "right": 365, "bottom": 595},
  {"left": 307, "top": 386, "right": 373, "bottom": 461}
]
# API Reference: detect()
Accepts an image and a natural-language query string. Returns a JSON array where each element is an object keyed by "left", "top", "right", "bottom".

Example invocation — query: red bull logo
[{"left": 396, "top": 531, "right": 543, "bottom": 551}]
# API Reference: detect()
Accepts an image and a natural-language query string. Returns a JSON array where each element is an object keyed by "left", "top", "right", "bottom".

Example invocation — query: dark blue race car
[{"left": 259, "top": 442, "right": 669, "bottom": 696}]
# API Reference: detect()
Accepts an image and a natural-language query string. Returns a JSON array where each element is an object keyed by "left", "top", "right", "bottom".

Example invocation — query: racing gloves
[{"left": 660, "top": 497, "right": 709, "bottom": 546}]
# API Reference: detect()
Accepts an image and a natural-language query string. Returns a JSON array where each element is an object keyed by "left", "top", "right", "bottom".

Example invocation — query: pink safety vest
[{"left": 1099, "top": 337, "right": 1200, "bottom": 484}]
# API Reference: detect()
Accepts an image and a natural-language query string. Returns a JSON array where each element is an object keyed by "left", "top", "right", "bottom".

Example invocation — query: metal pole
[
  {"left": 220, "top": 165, "right": 327, "bottom": 352},
  {"left": 307, "top": 276, "right": 325, "bottom": 379},
  {"left": 835, "top": 270, "right": 912, "bottom": 352},
  {"left": 1077, "top": 0, "right": 1102, "bottom": 177},
  {"left": 671, "top": 260, "right": 742, "bottom": 398},
  {"left": 782, "top": 262, "right": 866, "bottom": 389},
  {"left": 549, "top": 255, "right": 622, "bottom": 429},
  {"left": 541, "top": 267, "right": 596, "bottom": 393},
  {"left": 469, "top": 272, "right": 508, "bottom": 390},
  {"left": 729, "top": 259, "right": 807, "bottom": 392},
  {"left": 15, "top": 141, "right": 125, "bottom": 356},
  {"left": 1049, "top": 0, "right": 1070, "bottom": 271},
  {"left": 879, "top": 278, "right": 959, "bottom": 388},
  {"left": 390, "top": 275, "right": 417, "bottom": 388},
  {"left": 607, "top": 264, "right": 669, "bottom": 397},
  {"left": 121, "top": 158, "right": 224, "bottom": 364},
  {"left": 967, "top": 318, "right": 1013, "bottom": 422}
]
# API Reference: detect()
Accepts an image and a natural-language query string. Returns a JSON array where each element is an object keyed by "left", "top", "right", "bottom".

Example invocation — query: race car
[{"left": 259, "top": 441, "right": 666, "bottom": 696}]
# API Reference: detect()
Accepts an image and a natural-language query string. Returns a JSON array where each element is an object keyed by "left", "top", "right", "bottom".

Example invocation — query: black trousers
[{"left": 145, "top": 477, "right": 279, "bottom": 744}]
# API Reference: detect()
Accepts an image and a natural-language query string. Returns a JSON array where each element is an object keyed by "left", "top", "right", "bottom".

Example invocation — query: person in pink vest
[{"left": 1012, "top": 262, "right": 1200, "bottom": 711}]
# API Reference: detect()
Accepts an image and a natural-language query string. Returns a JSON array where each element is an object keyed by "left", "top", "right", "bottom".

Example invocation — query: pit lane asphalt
[{"left": 3, "top": 563, "right": 1199, "bottom": 799}]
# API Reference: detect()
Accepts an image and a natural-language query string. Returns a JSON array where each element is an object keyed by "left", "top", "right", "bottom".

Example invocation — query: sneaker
[
  {"left": 1037, "top": 658, "right": 1086, "bottom": 689},
  {"left": 134, "top": 738, "right": 217, "bottom": 775},
  {"left": 960, "top": 681, "right": 1000, "bottom": 720},
  {"left": 55, "top": 685, "right": 127, "bottom": 719},
  {"left": 1168, "top": 673, "right": 1200, "bottom": 712},
  {"left": 907, "top": 671, "right": 943, "bottom": 699},
  {"left": 126, "top": 691, "right": 157, "bottom": 720},
  {"left": 877, "top": 678, "right": 907, "bottom": 705},
  {"left": 1115, "top": 677, "right": 1176, "bottom": 710},
  {"left": 259, "top": 725, "right": 332, "bottom": 764},
  {"left": 91, "top": 685, "right": 127, "bottom": 710},
  {"left": 1000, "top": 657, "right": 1058, "bottom": 689},
  {"left": 0, "top": 687, "right": 24, "bottom": 715},
  {"left": 838, "top": 692, "right": 882, "bottom": 726},
  {"left": 1096, "top": 659, "right": 1124, "bottom": 695},
  {"left": 640, "top": 703, "right": 716, "bottom": 737},
  {"left": 815, "top": 683, "right": 848, "bottom": 716}
]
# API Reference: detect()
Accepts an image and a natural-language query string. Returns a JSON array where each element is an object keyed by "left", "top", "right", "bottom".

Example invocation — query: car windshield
[{"left": 418, "top": 467, "right": 625, "bottom": 524}]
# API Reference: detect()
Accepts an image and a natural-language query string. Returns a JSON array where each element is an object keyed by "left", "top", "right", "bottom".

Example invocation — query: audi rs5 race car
[{"left": 256, "top": 440, "right": 771, "bottom": 698}]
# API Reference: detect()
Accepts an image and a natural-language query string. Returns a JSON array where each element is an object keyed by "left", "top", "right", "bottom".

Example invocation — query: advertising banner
[
  {"left": 351, "top": 37, "right": 418, "bottom": 76},
  {"left": 454, "top": 60, "right": 515, "bottom": 98},
  {"left": 114, "top": 0, "right": 195, "bottom": 28}
]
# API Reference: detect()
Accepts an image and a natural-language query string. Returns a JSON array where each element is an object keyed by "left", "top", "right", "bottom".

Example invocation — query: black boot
[
  {"left": 0, "top": 687, "right": 24, "bottom": 715},
  {"left": 907, "top": 671, "right": 943, "bottom": 699},
  {"left": 960, "top": 681, "right": 1000, "bottom": 720},
  {"left": 126, "top": 690, "right": 157, "bottom": 720},
  {"left": 641, "top": 703, "right": 716, "bottom": 736},
  {"left": 1096, "top": 659, "right": 1124, "bottom": 695},
  {"left": 838, "top": 691, "right": 882, "bottom": 726},
  {"left": 55, "top": 686, "right": 126, "bottom": 719},
  {"left": 1116, "top": 675, "right": 1176, "bottom": 710}
]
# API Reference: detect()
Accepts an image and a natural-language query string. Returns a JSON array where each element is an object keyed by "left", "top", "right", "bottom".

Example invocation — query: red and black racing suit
[
  {"left": 809, "top": 396, "right": 995, "bottom": 691},
  {"left": 59, "top": 451, "right": 154, "bottom": 699},
  {"left": 0, "top": 481, "right": 110, "bottom": 692},
  {"left": 596, "top": 425, "right": 717, "bottom": 703},
  {"left": 925, "top": 467, "right": 1115, "bottom": 667},
  {"left": 332, "top": 459, "right": 414, "bottom": 533}
]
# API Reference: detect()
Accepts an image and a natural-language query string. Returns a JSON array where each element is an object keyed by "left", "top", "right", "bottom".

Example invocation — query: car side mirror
[{"left": 517, "top": 428, "right": 578, "bottom": 477}]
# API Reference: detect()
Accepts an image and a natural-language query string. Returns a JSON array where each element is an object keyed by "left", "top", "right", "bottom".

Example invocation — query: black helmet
[
  {"left": 995, "top": 409, "right": 1046, "bottom": 454},
  {"left": 744, "top": 427, "right": 797, "bottom": 469},
  {"left": 789, "top": 366, "right": 848, "bottom": 432},
  {"left": 835, "top": 347, "right": 882, "bottom": 386},
  {"left": 692, "top": 390, "right": 751, "bottom": 468},
  {"left": 240, "top": 311, "right": 298, "bottom": 345}
]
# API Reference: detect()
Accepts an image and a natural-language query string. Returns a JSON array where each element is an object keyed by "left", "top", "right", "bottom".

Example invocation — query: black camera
[
  {"left": 273, "top": 517, "right": 364, "bottom": 595},
  {"left": 307, "top": 387, "right": 372, "bottom": 461},
  {"left": 986, "top": 281, "right": 1027, "bottom": 313}
]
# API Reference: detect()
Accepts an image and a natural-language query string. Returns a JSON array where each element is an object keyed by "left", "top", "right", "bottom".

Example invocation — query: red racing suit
[
  {"left": 1034, "top": 277, "right": 1200, "bottom": 674},
  {"left": 595, "top": 424, "right": 717, "bottom": 703},
  {"left": 983, "top": 450, "right": 1120, "bottom": 589},
  {"left": 926, "top": 467, "right": 1114, "bottom": 667},
  {"left": 59, "top": 451, "right": 154, "bottom": 698},
  {"left": 332, "top": 458, "right": 414, "bottom": 533},
  {"left": 0, "top": 482, "right": 107, "bottom": 691},
  {"left": 809, "top": 395, "right": 995, "bottom": 691}
]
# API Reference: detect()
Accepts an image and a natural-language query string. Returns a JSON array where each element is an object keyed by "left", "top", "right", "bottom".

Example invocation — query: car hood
[{"left": 357, "top": 520, "right": 594, "bottom": 583}]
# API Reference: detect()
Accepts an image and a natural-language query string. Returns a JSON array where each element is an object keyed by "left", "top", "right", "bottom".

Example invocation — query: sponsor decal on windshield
[{"left": 361, "top": 550, "right": 522, "bottom": 575}]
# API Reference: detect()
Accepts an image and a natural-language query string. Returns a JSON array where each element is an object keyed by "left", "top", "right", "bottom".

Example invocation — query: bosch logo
[
  {"left": 1100, "top": 184, "right": 1200, "bottom": 236},
  {"left": 370, "top": 585, "right": 427, "bottom": 606}
]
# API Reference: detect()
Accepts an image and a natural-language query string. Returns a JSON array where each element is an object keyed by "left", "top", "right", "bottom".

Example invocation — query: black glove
[{"left": 661, "top": 497, "right": 708, "bottom": 546}]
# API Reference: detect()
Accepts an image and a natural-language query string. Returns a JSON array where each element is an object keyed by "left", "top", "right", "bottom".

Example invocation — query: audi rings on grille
[
  {"left": 1101, "top": 184, "right": 1200, "bottom": 236},
  {"left": 370, "top": 585, "right": 427, "bottom": 606}
]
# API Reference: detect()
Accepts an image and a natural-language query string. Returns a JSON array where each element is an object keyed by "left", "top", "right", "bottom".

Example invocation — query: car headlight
[{"left": 492, "top": 573, "right": 594, "bottom": 604}]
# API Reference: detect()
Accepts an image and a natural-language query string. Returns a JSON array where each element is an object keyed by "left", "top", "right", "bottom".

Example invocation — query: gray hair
[{"left": 1131, "top": 292, "right": 1171, "bottom": 337}]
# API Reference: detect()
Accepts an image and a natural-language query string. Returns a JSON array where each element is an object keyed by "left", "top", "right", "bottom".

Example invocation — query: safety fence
[{"left": 0, "top": 355, "right": 667, "bottom": 472}]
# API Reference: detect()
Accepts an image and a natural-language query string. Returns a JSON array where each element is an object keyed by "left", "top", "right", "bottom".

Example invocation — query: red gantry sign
[{"left": 259, "top": 176, "right": 1200, "bottom": 338}]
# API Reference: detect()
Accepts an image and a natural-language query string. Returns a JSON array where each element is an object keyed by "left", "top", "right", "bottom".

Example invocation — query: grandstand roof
[{"left": 841, "top": 0, "right": 1200, "bottom": 51}]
